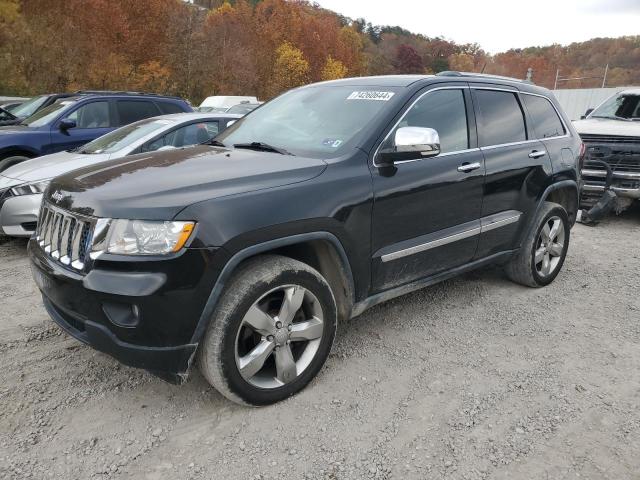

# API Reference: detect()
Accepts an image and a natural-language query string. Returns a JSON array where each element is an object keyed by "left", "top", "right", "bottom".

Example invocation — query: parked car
[
  {"left": 0, "top": 112, "right": 241, "bottom": 237},
  {"left": 573, "top": 88, "right": 640, "bottom": 213},
  {"left": 0, "top": 92, "right": 192, "bottom": 172},
  {"left": 0, "top": 100, "right": 26, "bottom": 112},
  {"left": 199, "top": 95, "right": 258, "bottom": 111},
  {"left": 0, "top": 93, "right": 79, "bottom": 127},
  {"left": 226, "top": 103, "right": 261, "bottom": 115},
  {"left": 28, "top": 73, "right": 580, "bottom": 406}
]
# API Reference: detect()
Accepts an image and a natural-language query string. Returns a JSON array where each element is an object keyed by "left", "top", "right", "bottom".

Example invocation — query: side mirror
[
  {"left": 581, "top": 108, "right": 594, "bottom": 120},
  {"left": 377, "top": 127, "right": 441, "bottom": 166},
  {"left": 59, "top": 118, "right": 76, "bottom": 131},
  {"left": 226, "top": 120, "right": 237, "bottom": 127},
  {"left": 157, "top": 145, "right": 177, "bottom": 152}
]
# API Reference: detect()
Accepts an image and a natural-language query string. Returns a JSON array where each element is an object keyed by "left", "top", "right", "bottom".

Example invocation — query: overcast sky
[{"left": 315, "top": 0, "right": 640, "bottom": 53}]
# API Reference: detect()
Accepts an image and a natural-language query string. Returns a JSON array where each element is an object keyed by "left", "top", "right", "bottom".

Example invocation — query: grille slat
[
  {"left": 36, "top": 202, "right": 95, "bottom": 271},
  {"left": 580, "top": 134, "right": 640, "bottom": 175}
]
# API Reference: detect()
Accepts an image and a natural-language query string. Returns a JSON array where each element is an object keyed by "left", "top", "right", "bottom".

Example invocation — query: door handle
[
  {"left": 457, "top": 162, "right": 481, "bottom": 173},
  {"left": 528, "top": 150, "right": 547, "bottom": 159}
]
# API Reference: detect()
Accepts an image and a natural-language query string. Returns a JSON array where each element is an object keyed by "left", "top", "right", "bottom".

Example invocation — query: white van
[{"left": 199, "top": 96, "right": 258, "bottom": 110}]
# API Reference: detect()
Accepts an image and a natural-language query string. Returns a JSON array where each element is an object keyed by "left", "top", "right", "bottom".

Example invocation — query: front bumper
[
  {"left": 28, "top": 239, "right": 222, "bottom": 382},
  {"left": 0, "top": 193, "right": 42, "bottom": 237}
]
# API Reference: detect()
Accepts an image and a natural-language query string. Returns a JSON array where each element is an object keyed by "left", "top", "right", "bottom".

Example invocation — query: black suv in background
[
  {"left": 0, "top": 91, "right": 192, "bottom": 171},
  {"left": 29, "top": 73, "right": 581, "bottom": 406}
]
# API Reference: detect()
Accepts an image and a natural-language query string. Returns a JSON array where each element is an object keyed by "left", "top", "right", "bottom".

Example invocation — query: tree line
[{"left": 0, "top": 0, "right": 638, "bottom": 103}]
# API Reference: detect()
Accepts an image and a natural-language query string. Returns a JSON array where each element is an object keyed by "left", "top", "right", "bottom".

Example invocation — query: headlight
[
  {"left": 92, "top": 220, "right": 195, "bottom": 256},
  {"left": 11, "top": 180, "right": 50, "bottom": 196}
]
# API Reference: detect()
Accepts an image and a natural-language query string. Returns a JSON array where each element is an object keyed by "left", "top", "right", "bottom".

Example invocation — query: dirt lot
[{"left": 1, "top": 210, "right": 639, "bottom": 480}]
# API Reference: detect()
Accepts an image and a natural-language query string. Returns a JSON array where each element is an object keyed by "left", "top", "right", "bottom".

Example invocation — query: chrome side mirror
[{"left": 378, "top": 127, "right": 441, "bottom": 166}]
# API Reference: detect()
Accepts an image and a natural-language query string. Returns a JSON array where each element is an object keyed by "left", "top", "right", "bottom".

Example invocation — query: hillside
[{"left": 0, "top": 0, "right": 637, "bottom": 102}]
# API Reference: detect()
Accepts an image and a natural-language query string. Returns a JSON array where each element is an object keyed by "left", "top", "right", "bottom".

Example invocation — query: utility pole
[
  {"left": 554, "top": 68, "right": 560, "bottom": 90},
  {"left": 602, "top": 64, "right": 609, "bottom": 88}
]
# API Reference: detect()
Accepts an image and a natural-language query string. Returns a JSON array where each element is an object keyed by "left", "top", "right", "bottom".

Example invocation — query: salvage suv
[
  {"left": 28, "top": 73, "right": 581, "bottom": 406},
  {"left": 573, "top": 88, "right": 640, "bottom": 213}
]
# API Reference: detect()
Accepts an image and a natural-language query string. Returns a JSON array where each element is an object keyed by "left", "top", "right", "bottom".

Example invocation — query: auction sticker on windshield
[{"left": 347, "top": 91, "right": 395, "bottom": 101}]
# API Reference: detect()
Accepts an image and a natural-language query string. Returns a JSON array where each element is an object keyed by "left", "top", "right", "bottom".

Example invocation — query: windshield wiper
[
  {"left": 233, "top": 142, "right": 293, "bottom": 156},
  {"left": 207, "top": 139, "right": 227, "bottom": 147}
]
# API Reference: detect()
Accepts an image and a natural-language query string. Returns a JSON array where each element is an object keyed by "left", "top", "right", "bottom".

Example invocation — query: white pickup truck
[{"left": 573, "top": 88, "right": 640, "bottom": 214}]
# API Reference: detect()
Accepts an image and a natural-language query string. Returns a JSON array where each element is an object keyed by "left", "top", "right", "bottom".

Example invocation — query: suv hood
[
  {"left": 1, "top": 150, "right": 111, "bottom": 183},
  {"left": 47, "top": 145, "right": 327, "bottom": 220},
  {"left": 573, "top": 118, "right": 640, "bottom": 137}
]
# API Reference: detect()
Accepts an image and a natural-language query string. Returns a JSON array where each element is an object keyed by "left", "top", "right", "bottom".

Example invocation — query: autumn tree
[
  {"left": 267, "top": 41, "right": 309, "bottom": 96},
  {"left": 394, "top": 44, "right": 424, "bottom": 73},
  {"left": 321, "top": 56, "right": 348, "bottom": 81}
]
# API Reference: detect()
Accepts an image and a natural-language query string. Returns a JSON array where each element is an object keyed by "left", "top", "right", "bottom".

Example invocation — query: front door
[
  {"left": 370, "top": 85, "right": 485, "bottom": 293},
  {"left": 49, "top": 100, "right": 113, "bottom": 154}
]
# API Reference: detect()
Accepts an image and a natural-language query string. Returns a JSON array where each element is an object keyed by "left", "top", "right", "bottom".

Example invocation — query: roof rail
[
  {"left": 74, "top": 90, "right": 184, "bottom": 100},
  {"left": 435, "top": 71, "right": 526, "bottom": 83}
]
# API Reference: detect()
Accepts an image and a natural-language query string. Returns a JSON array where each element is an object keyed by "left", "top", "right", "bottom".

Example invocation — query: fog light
[{"left": 102, "top": 302, "right": 141, "bottom": 328}]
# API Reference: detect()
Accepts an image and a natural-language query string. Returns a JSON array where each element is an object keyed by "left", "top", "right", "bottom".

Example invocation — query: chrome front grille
[{"left": 36, "top": 202, "right": 95, "bottom": 270}]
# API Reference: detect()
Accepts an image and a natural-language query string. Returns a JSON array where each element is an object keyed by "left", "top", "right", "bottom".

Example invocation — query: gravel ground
[{"left": 1, "top": 209, "right": 639, "bottom": 480}]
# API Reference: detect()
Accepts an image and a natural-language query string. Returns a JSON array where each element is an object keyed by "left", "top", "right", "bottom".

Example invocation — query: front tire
[
  {"left": 198, "top": 255, "right": 337, "bottom": 406},
  {"left": 0, "top": 155, "right": 30, "bottom": 172},
  {"left": 505, "top": 202, "right": 570, "bottom": 287}
]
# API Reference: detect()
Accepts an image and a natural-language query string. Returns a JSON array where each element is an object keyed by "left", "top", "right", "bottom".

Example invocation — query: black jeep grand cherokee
[{"left": 29, "top": 73, "right": 581, "bottom": 406}]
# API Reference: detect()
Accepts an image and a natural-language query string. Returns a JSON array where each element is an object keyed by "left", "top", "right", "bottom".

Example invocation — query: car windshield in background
[
  {"left": 21, "top": 100, "right": 76, "bottom": 127},
  {"left": 226, "top": 104, "right": 259, "bottom": 115},
  {"left": 216, "top": 86, "right": 400, "bottom": 159},
  {"left": 79, "top": 118, "right": 174, "bottom": 154},
  {"left": 9, "top": 95, "right": 47, "bottom": 118},
  {"left": 591, "top": 94, "right": 640, "bottom": 121}
]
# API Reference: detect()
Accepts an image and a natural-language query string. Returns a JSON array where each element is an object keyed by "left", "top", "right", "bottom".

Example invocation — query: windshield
[
  {"left": 227, "top": 104, "right": 259, "bottom": 115},
  {"left": 216, "top": 86, "right": 400, "bottom": 159},
  {"left": 79, "top": 118, "right": 173, "bottom": 154},
  {"left": 591, "top": 93, "right": 640, "bottom": 120},
  {"left": 21, "top": 100, "right": 76, "bottom": 127},
  {"left": 10, "top": 96, "right": 48, "bottom": 118}
]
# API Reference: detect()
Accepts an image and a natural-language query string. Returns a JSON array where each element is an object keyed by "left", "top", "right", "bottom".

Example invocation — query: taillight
[{"left": 578, "top": 142, "right": 586, "bottom": 171}]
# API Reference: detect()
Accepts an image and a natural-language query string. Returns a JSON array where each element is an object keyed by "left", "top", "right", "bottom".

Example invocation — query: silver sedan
[{"left": 0, "top": 112, "right": 242, "bottom": 237}]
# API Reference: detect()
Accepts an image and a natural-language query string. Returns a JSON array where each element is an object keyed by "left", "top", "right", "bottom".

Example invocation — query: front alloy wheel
[
  {"left": 236, "top": 285, "right": 324, "bottom": 388},
  {"left": 199, "top": 255, "right": 337, "bottom": 406}
]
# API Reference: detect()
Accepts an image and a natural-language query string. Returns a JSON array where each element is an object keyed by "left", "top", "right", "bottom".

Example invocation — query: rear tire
[
  {"left": 505, "top": 202, "right": 570, "bottom": 287},
  {"left": 198, "top": 255, "right": 337, "bottom": 406},
  {"left": 0, "top": 155, "right": 30, "bottom": 172}
]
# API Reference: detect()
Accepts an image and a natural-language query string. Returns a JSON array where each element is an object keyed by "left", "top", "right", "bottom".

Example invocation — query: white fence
[{"left": 551, "top": 87, "right": 636, "bottom": 121}]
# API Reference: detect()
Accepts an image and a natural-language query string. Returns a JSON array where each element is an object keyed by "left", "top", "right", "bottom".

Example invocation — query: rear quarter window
[{"left": 522, "top": 94, "right": 566, "bottom": 139}]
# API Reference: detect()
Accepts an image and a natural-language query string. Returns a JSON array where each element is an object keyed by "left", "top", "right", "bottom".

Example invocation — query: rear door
[
  {"left": 50, "top": 100, "right": 113, "bottom": 153},
  {"left": 471, "top": 86, "right": 551, "bottom": 258}
]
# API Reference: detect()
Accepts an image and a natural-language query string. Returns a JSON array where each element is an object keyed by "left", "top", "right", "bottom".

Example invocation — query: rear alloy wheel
[
  {"left": 198, "top": 255, "right": 337, "bottom": 406},
  {"left": 505, "top": 201, "right": 570, "bottom": 287},
  {"left": 533, "top": 216, "right": 566, "bottom": 279}
]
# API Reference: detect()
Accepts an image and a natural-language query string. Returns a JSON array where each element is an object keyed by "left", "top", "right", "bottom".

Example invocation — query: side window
[
  {"left": 116, "top": 101, "right": 160, "bottom": 126},
  {"left": 67, "top": 101, "right": 110, "bottom": 128},
  {"left": 142, "top": 121, "right": 219, "bottom": 153},
  {"left": 156, "top": 101, "right": 185, "bottom": 114},
  {"left": 522, "top": 94, "right": 566, "bottom": 139},
  {"left": 475, "top": 90, "right": 527, "bottom": 147},
  {"left": 387, "top": 89, "right": 469, "bottom": 153}
]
